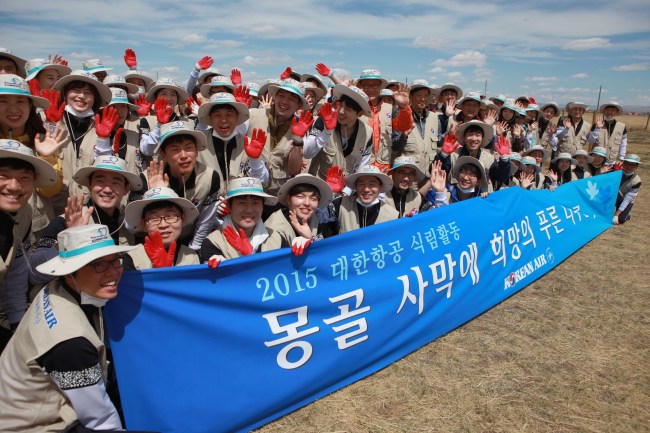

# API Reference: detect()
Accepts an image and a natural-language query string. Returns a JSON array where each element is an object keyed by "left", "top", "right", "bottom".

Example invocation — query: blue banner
[{"left": 105, "top": 172, "right": 620, "bottom": 433}]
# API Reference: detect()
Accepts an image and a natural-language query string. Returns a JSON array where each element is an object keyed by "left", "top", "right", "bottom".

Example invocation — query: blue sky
[{"left": 3, "top": 0, "right": 650, "bottom": 108}]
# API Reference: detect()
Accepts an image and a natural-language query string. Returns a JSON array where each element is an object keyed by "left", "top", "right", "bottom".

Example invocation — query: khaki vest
[
  {"left": 204, "top": 224, "right": 284, "bottom": 260},
  {"left": 308, "top": 121, "right": 373, "bottom": 180},
  {"left": 401, "top": 111, "right": 440, "bottom": 174},
  {"left": 596, "top": 121, "right": 626, "bottom": 160},
  {"left": 384, "top": 188, "right": 423, "bottom": 218},
  {"left": 198, "top": 132, "right": 249, "bottom": 196},
  {"left": 558, "top": 118, "right": 591, "bottom": 154},
  {"left": 619, "top": 173, "right": 641, "bottom": 199},
  {"left": 0, "top": 281, "right": 106, "bottom": 432},
  {"left": 0, "top": 206, "right": 32, "bottom": 285},
  {"left": 127, "top": 243, "right": 199, "bottom": 270},
  {"left": 360, "top": 102, "right": 392, "bottom": 165},
  {"left": 338, "top": 196, "right": 399, "bottom": 234},
  {"left": 264, "top": 209, "right": 320, "bottom": 244}
]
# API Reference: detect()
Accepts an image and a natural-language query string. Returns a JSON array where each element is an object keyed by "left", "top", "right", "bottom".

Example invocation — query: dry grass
[{"left": 254, "top": 130, "right": 650, "bottom": 433}]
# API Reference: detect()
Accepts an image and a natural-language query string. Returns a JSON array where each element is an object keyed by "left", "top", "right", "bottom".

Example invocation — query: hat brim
[
  {"left": 600, "top": 103, "right": 623, "bottom": 115},
  {"left": 567, "top": 102, "right": 588, "bottom": 111},
  {"left": 277, "top": 174, "right": 334, "bottom": 208},
  {"left": 302, "top": 86, "right": 327, "bottom": 102},
  {"left": 258, "top": 82, "right": 280, "bottom": 98},
  {"left": 268, "top": 86, "right": 309, "bottom": 110},
  {"left": 107, "top": 81, "right": 139, "bottom": 94},
  {"left": 123, "top": 71, "right": 154, "bottom": 89},
  {"left": 438, "top": 84, "right": 463, "bottom": 99},
  {"left": 540, "top": 103, "right": 560, "bottom": 115},
  {"left": 227, "top": 190, "right": 278, "bottom": 206},
  {"left": 346, "top": 172, "right": 393, "bottom": 193},
  {"left": 457, "top": 122, "right": 494, "bottom": 148},
  {"left": 154, "top": 129, "right": 208, "bottom": 154},
  {"left": 25, "top": 64, "right": 71, "bottom": 81},
  {"left": 199, "top": 82, "right": 236, "bottom": 98},
  {"left": 358, "top": 77, "right": 388, "bottom": 89},
  {"left": 523, "top": 146, "right": 551, "bottom": 160},
  {"left": 389, "top": 161, "right": 426, "bottom": 181},
  {"left": 198, "top": 100, "right": 250, "bottom": 126},
  {"left": 145, "top": 84, "right": 190, "bottom": 104},
  {"left": 458, "top": 96, "right": 486, "bottom": 110},
  {"left": 521, "top": 161, "right": 542, "bottom": 174},
  {"left": 300, "top": 74, "right": 327, "bottom": 91},
  {"left": 552, "top": 156, "right": 578, "bottom": 165},
  {"left": 53, "top": 75, "right": 112, "bottom": 105},
  {"left": 453, "top": 156, "right": 488, "bottom": 191},
  {"left": 36, "top": 244, "right": 135, "bottom": 276},
  {"left": 198, "top": 70, "right": 222, "bottom": 85},
  {"left": 333, "top": 85, "right": 371, "bottom": 117},
  {"left": 0, "top": 149, "right": 57, "bottom": 188},
  {"left": 73, "top": 165, "right": 143, "bottom": 191},
  {"left": 0, "top": 53, "right": 27, "bottom": 77},
  {"left": 124, "top": 196, "right": 200, "bottom": 233}
]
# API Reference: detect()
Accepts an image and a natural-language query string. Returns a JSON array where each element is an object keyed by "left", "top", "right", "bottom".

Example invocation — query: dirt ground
[{"left": 255, "top": 124, "right": 650, "bottom": 433}]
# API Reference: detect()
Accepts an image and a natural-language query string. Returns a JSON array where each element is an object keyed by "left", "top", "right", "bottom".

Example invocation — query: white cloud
[
  {"left": 572, "top": 73, "right": 589, "bottom": 79},
  {"left": 562, "top": 37, "right": 611, "bottom": 51},
  {"left": 610, "top": 63, "right": 649, "bottom": 72},
  {"left": 434, "top": 50, "right": 486, "bottom": 68},
  {"left": 205, "top": 39, "right": 246, "bottom": 50},
  {"left": 182, "top": 34, "right": 205, "bottom": 43},
  {"left": 525, "top": 76, "right": 559, "bottom": 83},
  {"left": 412, "top": 37, "right": 447, "bottom": 49},
  {"left": 445, "top": 71, "right": 464, "bottom": 80},
  {"left": 242, "top": 54, "right": 292, "bottom": 67},
  {"left": 428, "top": 67, "right": 445, "bottom": 73}
]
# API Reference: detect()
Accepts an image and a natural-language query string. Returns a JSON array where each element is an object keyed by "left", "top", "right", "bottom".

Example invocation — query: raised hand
[
  {"left": 484, "top": 108, "right": 498, "bottom": 125},
  {"left": 325, "top": 165, "right": 345, "bottom": 193},
  {"left": 147, "top": 159, "right": 170, "bottom": 188},
  {"left": 288, "top": 210, "right": 313, "bottom": 239},
  {"left": 291, "top": 236, "right": 312, "bottom": 256},
  {"left": 291, "top": 110, "right": 314, "bottom": 140},
  {"left": 28, "top": 79, "right": 40, "bottom": 97},
  {"left": 207, "top": 255, "right": 223, "bottom": 269},
  {"left": 318, "top": 102, "right": 338, "bottom": 131},
  {"left": 441, "top": 133, "right": 460, "bottom": 155},
  {"left": 41, "top": 89, "right": 66, "bottom": 124},
  {"left": 513, "top": 124, "right": 522, "bottom": 138},
  {"left": 280, "top": 66, "right": 292, "bottom": 80},
  {"left": 546, "top": 169, "right": 558, "bottom": 183},
  {"left": 260, "top": 93, "right": 273, "bottom": 109},
  {"left": 113, "top": 127, "right": 124, "bottom": 154},
  {"left": 445, "top": 99, "right": 456, "bottom": 116},
  {"left": 595, "top": 113, "right": 604, "bottom": 128},
  {"left": 223, "top": 225, "right": 253, "bottom": 256},
  {"left": 144, "top": 231, "right": 176, "bottom": 268},
  {"left": 519, "top": 172, "right": 534, "bottom": 189},
  {"left": 230, "top": 68, "right": 242, "bottom": 85},
  {"left": 234, "top": 85, "right": 252, "bottom": 108},
  {"left": 546, "top": 122, "right": 557, "bottom": 135},
  {"left": 429, "top": 160, "right": 447, "bottom": 193},
  {"left": 124, "top": 48, "right": 137, "bottom": 68},
  {"left": 65, "top": 194, "right": 94, "bottom": 228},
  {"left": 34, "top": 123, "right": 65, "bottom": 157},
  {"left": 95, "top": 106, "right": 119, "bottom": 138},
  {"left": 185, "top": 96, "right": 201, "bottom": 117},
  {"left": 563, "top": 117, "right": 572, "bottom": 129},
  {"left": 244, "top": 128, "right": 266, "bottom": 159},
  {"left": 315, "top": 63, "right": 332, "bottom": 77},
  {"left": 494, "top": 136, "right": 510, "bottom": 155},
  {"left": 217, "top": 197, "right": 229, "bottom": 217},
  {"left": 495, "top": 121, "right": 508, "bottom": 136},
  {"left": 196, "top": 56, "right": 214, "bottom": 70},
  {"left": 393, "top": 82, "right": 410, "bottom": 109},
  {"left": 154, "top": 97, "right": 172, "bottom": 124},
  {"left": 135, "top": 94, "right": 152, "bottom": 116}
]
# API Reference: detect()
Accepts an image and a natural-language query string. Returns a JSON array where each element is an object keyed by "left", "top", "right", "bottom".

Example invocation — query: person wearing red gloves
[
  {"left": 25, "top": 58, "right": 71, "bottom": 93},
  {"left": 200, "top": 177, "right": 287, "bottom": 266},
  {"left": 122, "top": 187, "right": 200, "bottom": 270}
]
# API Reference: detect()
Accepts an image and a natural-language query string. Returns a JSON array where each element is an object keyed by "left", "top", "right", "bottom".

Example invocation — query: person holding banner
[
  {"left": 544, "top": 152, "right": 579, "bottom": 191},
  {"left": 515, "top": 156, "right": 545, "bottom": 190},
  {"left": 426, "top": 156, "right": 488, "bottom": 204},
  {"left": 384, "top": 155, "right": 432, "bottom": 217},
  {"left": 613, "top": 154, "right": 642, "bottom": 225}
]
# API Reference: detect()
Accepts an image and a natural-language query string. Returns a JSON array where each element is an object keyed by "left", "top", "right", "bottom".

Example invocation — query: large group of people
[{"left": 0, "top": 46, "right": 643, "bottom": 432}]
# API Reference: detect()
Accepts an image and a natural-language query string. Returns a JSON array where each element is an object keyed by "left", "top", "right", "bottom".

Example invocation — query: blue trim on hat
[
  {"left": 84, "top": 65, "right": 110, "bottom": 71},
  {"left": 280, "top": 83, "right": 303, "bottom": 97},
  {"left": 110, "top": 96, "right": 131, "bottom": 105},
  {"left": 0, "top": 87, "right": 31, "bottom": 97},
  {"left": 360, "top": 74, "right": 382, "bottom": 79},
  {"left": 227, "top": 187, "right": 266, "bottom": 197},
  {"left": 59, "top": 239, "right": 115, "bottom": 258},
  {"left": 26, "top": 65, "right": 46, "bottom": 79},
  {"left": 95, "top": 163, "right": 124, "bottom": 171}
]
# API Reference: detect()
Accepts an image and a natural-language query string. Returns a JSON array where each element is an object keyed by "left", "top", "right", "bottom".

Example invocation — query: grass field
[{"left": 254, "top": 128, "right": 649, "bottom": 433}]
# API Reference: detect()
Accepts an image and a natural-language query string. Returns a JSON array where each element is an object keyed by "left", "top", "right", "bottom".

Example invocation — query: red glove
[
  {"left": 494, "top": 136, "right": 510, "bottom": 156},
  {"left": 124, "top": 48, "right": 137, "bottom": 68},
  {"left": 230, "top": 68, "right": 242, "bottom": 85},
  {"left": 144, "top": 231, "right": 177, "bottom": 268},
  {"left": 405, "top": 208, "right": 419, "bottom": 217},
  {"left": 315, "top": 63, "right": 331, "bottom": 77},
  {"left": 224, "top": 225, "right": 253, "bottom": 256},
  {"left": 528, "top": 97, "right": 537, "bottom": 105},
  {"left": 196, "top": 56, "right": 214, "bottom": 70},
  {"left": 41, "top": 89, "right": 66, "bottom": 124},
  {"left": 291, "top": 110, "right": 314, "bottom": 139},
  {"left": 207, "top": 256, "right": 221, "bottom": 269},
  {"left": 234, "top": 85, "right": 252, "bottom": 108},
  {"left": 244, "top": 128, "right": 266, "bottom": 159},
  {"left": 218, "top": 199, "right": 229, "bottom": 217},
  {"left": 291, "top": 238, "right": 312, "bottom": 256},
  {"left": 318, "top": 102, "right": 338, "bottom": 131},
  {"left": 441, "top": 134, "right": 460, "bottom": 155},
  {"left": 392, "top": 106, "right": 414, "bottom": 132},
  {"left": 325, "top": 165, "right": 346, "bottom": 193},
  {"left": 28, "top": 80, "right": 40, "bottom": 97},
  {"left": 95, "top": 106, "right": 119, "bottom": 139},
  {"left": 614, "top": 161, "right": 623, "bottom": 171},
  {"left": 280, "top": 66, "right": 292, "bottom": 80},
  {"left": 135, "top": 94, "right": 152, "bottom": 116},
  {"left": 154, "top": 97, "right": 172, "bottom": 124},
  {"left": 113, "top": 127, "right": 124, "bottom": 154}
]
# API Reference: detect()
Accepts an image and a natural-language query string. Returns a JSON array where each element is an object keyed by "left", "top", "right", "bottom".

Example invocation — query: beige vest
[
  {"left": 384, "top": 188, "right": 423, "bottom": 217},
  {"left": 360, "top": 102, "right": 392, "bottom": 165},
  {"left": 0, "top": 281, "right": 106, "bottom": 432},
  {"left": 204, "top": 224, "right": 284, "bottom": 260},
  {"left": 558, "top": 119, "right": 591, "bottom": 154},
  {"left": 308, "top": 121, "right": 373, "bottom": 180},
  {"left": 198, "top": 132, "right": 249, "bottom": 195},
  {"left": 338, "top": 196, "right": 399, "bottom": 234},
  {"left": 0, "top": 206, "right": 32, "bottom": 285},
  {"left": 596, "top": 121, "right": 626, "bottom": 160},
  {"left": 264, "top": 209, "right": 320, "bottom": 244},
  {"left": 401, "top": 111, "right": 440, "bottom": 174},
  {"left": 127, "top": 243, "right": 199, "bottom": 270},
  {"left": 619, "top": 173, "right": 641, "bottom": 198}
]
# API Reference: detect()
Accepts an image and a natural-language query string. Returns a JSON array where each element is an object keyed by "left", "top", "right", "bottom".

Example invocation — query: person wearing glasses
[{"left": 0, "top": 224, "right": 137, "bottom": 432}]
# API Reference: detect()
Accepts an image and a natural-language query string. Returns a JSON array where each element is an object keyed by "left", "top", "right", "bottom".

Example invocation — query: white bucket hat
[
  {"left": 73, "top": 155, "right": 143, "bottom": 191},
  {"left": 621, "top": 154, "right": 642, "bottom": 164},
  {"left": 437, "top": 82, "right": 463, "bottom": 99},
  {"left": 82, "top": 59, "right": 113, "bottom": 73},
  {"left": 600, "top": 102, "right": 623, "bottom": 115},
  {"left": 199, "top": 75, "right": 235, "bottom": 98},
  {"left": 268, "top": 79, "right": 309, "bottom": 110},
  {"left": 566, "top": 101, "right": 588, "bottom": 111},
  {"left": 124, "top": 187, "right": 199, "bottom": 233},
  {"left": 258, "top": 79, "right": 281, "bottom": 98},
  {"left": 301, "top": 81, "right": 326, "bottom": 101},
  {"left": 300, "top": 73, "right": 326, "bottom": 92},
  {"left": 0, "top": 139, "right": 57, "bottom": 188},
  {"left": 332, "top": 84, "right": 371, "bottom": 116},
  {"left": 155, "top": 120, "right": 208, "bottom": 154},
  {"left": 123, "top": 70, "right": 154, "bottom": 89},
  {"left": 25, "top": 59, "right": 71, "bottom": 81},
  {"left": 247, "top": 82, "right": 260, "bottom": 98},
  {"left": 346, "top": 165, "right": 393, "bottom": 193},
  {"left": 357, "top": 69, "right": 388, "bottom": 89},
  {"left": 552, "top": 152, "right": 578, "bottom": 166},
  {"left": 572, "top": 149, "right": 593, "bottom": 163},
  {"left": 145, "top": 77, "right": 189, "bottom": 104},
  {"left": 457, "top": 120, "right": 494, "bottom": 148},
  {"left": 198, "top": 92, "right": 250, "bottom": 126},
  {"left": 409, "top": 79, "right": 434, "bottom": 95},
  {"left": 522, "top": 145, "right": 550, "bottom": 161},
  {"left": 489, "top": 94, "right": 506, "bottom": 104},
  {"left": 52, "top": 70, "right": 113, "bottom": 105},
  {"left": 520, "top": 156, "right": 541, "bottom": 173},
  {"left": 104, "top": 74, "right": 139, "bottom": 94},
  {"left": 453, "top": 156, "right": 489, "bottom": 191},
  {"left": 277, "top": 173, "right": 333, "bottom": 208},
  {"left": 36, "top": 224, "right": 135, "bottom": 276},
  {"left": 198, "top": 68, "right": 222, "bottom": 85},
  {"left": 540, "top": 102, "right": 560, "bottom": 116},
  {"left": 379, "top": 89, "right": 395, "bottom": 101},
  {"left": 107, "top": 87, "right": 138, "bottom": 110},
  {"left": 457, "top": 91, "right": 486, "bottom": 110},
  {"left": 589, "top": 146, "right": 608, "bottom": 159},
  {"left": 0, "top": 74, "right": 50, "bottom": 109},
  {"left": 0, "top": 48, "right": 27, "bottom": 77},
  {"left": 390, "top": 155, "right": 426, "bottom": 181},
  {"left": 226, "top": 177, "right": 278, "bottom": 205}
]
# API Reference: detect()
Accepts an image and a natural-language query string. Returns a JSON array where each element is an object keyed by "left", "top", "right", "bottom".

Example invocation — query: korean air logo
[
  {"left": 79, "top": 71, "right": 97, "bottom": 79},
  {"left": 508, "top": 273, "right": 516, "bottom": 285},
  {"left": 159, "top": 78, "right": 175, "bottom": 86},
  {"left": 4, "top": 77, "right": 22, "bottom": 88},
  {"left": 105, "top": 156, "right": 119, "bottom": 164},
  {"left": 148, "top": 187, "right": 162, "bottom": 197},
  {"left": 98, "top": 227, "right": 108, "bottom": 238},
  {"left": 430, "top": 128, "right": 436, "bottom": 134},
  {"left": 545, "top": 248, "right": 554, "bottom": 264},
  {"left": 2, "top": 140, "right": 21, "bottom": 149},
  {"left": 171, "top": 121, "right": 185, "bottom": 130},
  {"left": 241, "top": 178, "right": 256, "bottom": 187},
  {"left": 115, "top": 89, "right": 127, "bottom": 98},
  {"left": 114, "top": 75, "right": 125, "bottom": 81}
]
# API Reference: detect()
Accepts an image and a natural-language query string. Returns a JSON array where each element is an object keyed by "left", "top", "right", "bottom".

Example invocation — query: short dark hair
[
  {"left": 288, "top": 183, "right": 321, "bottom": 200},
  {"left": 160, "top": 134, "right": 197, "bottom": 152},
  {"left": 464, "top": 125, "right": 484, "bottom": 137},
  {"left": 209, "top": 104, "right": 238, "bottom": 116},
  {"left": 338, "top": 95, "right": 362, "bottom": 114},
  {"left": 142, "top": 201, "right": 183, "bottom": 218},
  {"left": 89, "top": 170, "right": 128, "bottom": 188},
  {"left": 458, "top": 163, "right": 482, "bottom": 179},
  {"left": 0, "top": 158, "right": 36, "bottom": 175},
  {"left": 63, "top": 81, "right": 102, "bottom": 113}
]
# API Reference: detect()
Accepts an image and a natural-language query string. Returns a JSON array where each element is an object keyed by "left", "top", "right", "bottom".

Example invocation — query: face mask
[
  {"left": 129, "top": 86, "right": 146, "bottom": 100},
  {"left": 80, "top": 292, "right": 108, "bottom": 308},
  {"left": 457, "top": 185, "right": 476, "bottom": 194},
  {"left": 355, "top": 197, "right": 379, "bottom": 208},
  {"left": 65, "top": 104, "right": 95, "bottom": 118},
  {"left": 604, "top": 116, "right": 615, "bottom": 121},
  {"left": 213, "top": 129, "right": 238, "bottom": 141}
]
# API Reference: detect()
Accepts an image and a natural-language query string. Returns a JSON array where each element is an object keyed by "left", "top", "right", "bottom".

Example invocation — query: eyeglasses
[
  {"left": 86, "top": 255, "right": 123, "bottom": 273},
  {"left": 144, "top": 214, "right": 181, "bottom": 226},
  {"left": 458, "top": 170, "right": 479, "bottom": 179}
]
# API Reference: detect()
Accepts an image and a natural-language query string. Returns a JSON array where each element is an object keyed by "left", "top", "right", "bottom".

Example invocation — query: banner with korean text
[{"left": 105, "top": 171, "right": 621, "bottom": 433}]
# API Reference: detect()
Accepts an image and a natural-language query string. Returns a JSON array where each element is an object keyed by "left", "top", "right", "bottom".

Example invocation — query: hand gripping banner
[{"left": 105, "top": 172, "right": 621, "bottom": 433}]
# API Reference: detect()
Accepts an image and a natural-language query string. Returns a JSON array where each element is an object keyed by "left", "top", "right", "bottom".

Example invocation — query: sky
[{"left": 3, "top": 0, "right": 650, "bottom": 109}]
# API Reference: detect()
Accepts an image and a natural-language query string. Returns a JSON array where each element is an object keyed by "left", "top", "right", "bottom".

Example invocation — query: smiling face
[
  {"left": 209, "top": 106, "right": 239, "bottom": 138},
  {"left": 603, "top": 106, "right": 618, "bottom": 119},
  {"left": 65, "top": 253, "right": 123, "bottom": 300},
  {"left": 156, "top": 88, "right": 179, "bottom": 108},
  {"left": 574, "top": 155, "right": 588, "bottom": 166},
  {"left": 0, "top": 161, "right": 36, "bottom": 213},
  {"left": 528, "top": 150, "right": 544, "bottom": 165},
  {"left": 355, "top": 175, "right": 381, "bottom": 204},
  {"left": 89, "top": 170, "right": 128, "bottom": 215},
  {"left": 591, "top": 154, "right": 606, "bottom": 166},
  {"left": 36, "top": 69, "right": 62, "bottom": 91},
  {"left": 463, "top": 128, "right": 484, "bottom": 152},
  {"left": 337, "top": 98, "right": 363, "bottom": 128},
  {"left": 161, "top": 136, "right": 198, "bottom": 179},
  {"left": 410, "top": 88, "right": 430, "bottom": 113},
  {"left": 0, "top": 58, "right": 19, "bottom": 75},
  {"left": 391, "top": 166, "right": 417, "bottom": 191},
  {"left": 0, "top": 95, "right": 31, "bottom": 135},
  {"left": 457, "top": 164, "right": 480, "bottom": 190},
  {"left": 304, "top": 89, "right": 317, "bottom": 110},
  {"left": 501, "top": 108, "right": 514, "bottom": 121},
  {"left": 357, "top": 79, "right": 382, "bottom": 103},
  {"left": 287, "top": 185, "right": 320, "bottom": 221},
  {"left": 273, "top": 89, "right": 301, "bottom": 122},
  {"left": 543, "top": 106, "right": 557, "bottom": 120},
  {"left": 440, "top": 89, "right": 458, "bottom": 105},
  {"left": 65, "top": 82, "right": 96, "bottom": 113},
  {"left": 230, "top": 195, "right": 264, "bottom": 236},
  {"left": 143, "top": 204, "right": 185, "bottom": 247},
  {"left": 569, "top": 106, "right": 585, "bottom": 121},
  {"left": 557, "top": 159, "right": 571, "bottom": 172},
  {"left": 461, "top": 99, "right": 480, "bottom": 119}
]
